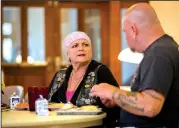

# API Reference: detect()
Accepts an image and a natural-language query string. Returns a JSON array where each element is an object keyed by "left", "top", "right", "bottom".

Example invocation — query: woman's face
[{"left": 67, "top": 39, "right": 92, "bottom": 63}]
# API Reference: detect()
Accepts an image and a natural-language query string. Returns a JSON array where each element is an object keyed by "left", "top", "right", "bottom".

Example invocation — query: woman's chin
[{"left": 75, "top": 59, "right": 90, "bottom": 63}]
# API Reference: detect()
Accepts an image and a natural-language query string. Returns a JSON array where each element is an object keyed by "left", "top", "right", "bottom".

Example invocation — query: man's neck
[{"left": 143, "top": 31, "right": 165, "bottom": 52}]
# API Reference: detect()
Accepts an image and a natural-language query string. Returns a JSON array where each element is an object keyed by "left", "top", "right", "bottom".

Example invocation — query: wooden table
[{"left": 2, "top": 110, "right": 106, "bottom": 128}]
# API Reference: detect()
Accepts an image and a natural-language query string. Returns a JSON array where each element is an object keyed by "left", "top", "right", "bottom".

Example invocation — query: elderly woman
[{"left": 48, "top": 31, "right": 120, "bottom": 127}]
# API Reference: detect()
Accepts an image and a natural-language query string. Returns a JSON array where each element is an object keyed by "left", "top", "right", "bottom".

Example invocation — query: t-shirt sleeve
[
  {"left": 97, "top": 65, "right": 119, "bottom": 87},
  {"left": 139, "top": 55, "right": 173, "bottom": 97}
]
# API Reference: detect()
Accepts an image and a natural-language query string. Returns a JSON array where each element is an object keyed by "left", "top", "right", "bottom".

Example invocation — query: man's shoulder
[
  {"left": 146, "top": 35, "right": 179, "bottom": 59},
  {"left": 157, "top": 34, "right": 178, "bottom": 50}
]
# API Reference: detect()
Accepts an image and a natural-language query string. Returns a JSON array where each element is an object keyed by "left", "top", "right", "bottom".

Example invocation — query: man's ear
[{"left": 131, "top": 24, "right": 137, "bottom": 39}]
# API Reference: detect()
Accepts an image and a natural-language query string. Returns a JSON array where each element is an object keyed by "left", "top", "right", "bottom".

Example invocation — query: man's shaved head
[
  {"left": 123, "top": 3, "right": 160, "bottom": 27},
  {"left": 122, "top": 3, "right": 165, "bottom": 52}
]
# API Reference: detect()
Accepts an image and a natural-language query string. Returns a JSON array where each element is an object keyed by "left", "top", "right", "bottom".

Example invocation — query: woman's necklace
[
  {"left": 68, "top": 61, "right": 91, "bottom": 91},
  {"left": 70, "top": 69, "right": 86, "bottom": 89}
]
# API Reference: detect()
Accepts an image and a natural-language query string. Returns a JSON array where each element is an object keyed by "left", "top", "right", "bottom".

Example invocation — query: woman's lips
[{"left": 77, "top": 54, "right": 85, "bottom": 56}]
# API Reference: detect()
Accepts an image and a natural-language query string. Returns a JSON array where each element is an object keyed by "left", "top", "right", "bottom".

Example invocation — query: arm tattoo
[
  {"left": 144, "top": 91, "right": 162, "bottom": 101},
  {"left": 126, "top": 91, "right": 138, "bottom": 97},
  {"left": 116, "top": 92, "right": 144, "bottom": 112}
]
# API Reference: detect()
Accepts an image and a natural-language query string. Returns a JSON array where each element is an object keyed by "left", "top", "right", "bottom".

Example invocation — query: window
[
  {"left": 2, "top": 7, "right": 21, "bottom": 63},
  {"left": 85, "top": 9, "right": 101, "bottom": 62},
  {"left": 60, "top": 8, "right": 78, "bottom": 65},
  {"left": 27, "top": 7, "right": 45, "bottom": 63}
]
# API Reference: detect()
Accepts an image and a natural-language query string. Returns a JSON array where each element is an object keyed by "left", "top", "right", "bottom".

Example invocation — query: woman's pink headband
[{"left": 64, "top": 31, "right": 91, "bottom": 49}]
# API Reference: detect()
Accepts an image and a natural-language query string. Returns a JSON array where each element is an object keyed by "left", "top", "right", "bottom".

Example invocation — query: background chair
[{"left": 2, "top": 85, "right": 24, "bottom": 105}]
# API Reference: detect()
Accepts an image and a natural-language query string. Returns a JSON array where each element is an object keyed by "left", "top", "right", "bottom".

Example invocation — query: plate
[
  {"left": 48, "top": 103, "right": 65, "bottom": 111},
  {"left": 56, "top": 108, "right": 103, "bottom": 115}
]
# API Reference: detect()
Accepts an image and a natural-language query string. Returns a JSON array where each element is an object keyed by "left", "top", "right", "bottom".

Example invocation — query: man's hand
[
  {"left": 91, "top": 83, "right": 165, "bottom": 117},
  {"left": 90, "top": 83, "right": 119, "bottom": 100}
]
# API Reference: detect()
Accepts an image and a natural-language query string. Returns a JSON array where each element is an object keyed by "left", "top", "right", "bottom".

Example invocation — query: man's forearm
[{"left": 112, "top": 89, "right": 163, "bottom": 117}]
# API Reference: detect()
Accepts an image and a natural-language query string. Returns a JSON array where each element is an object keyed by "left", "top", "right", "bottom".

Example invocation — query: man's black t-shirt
[{"left": 120, "top": 34, "right": 179, "bottom": 127}]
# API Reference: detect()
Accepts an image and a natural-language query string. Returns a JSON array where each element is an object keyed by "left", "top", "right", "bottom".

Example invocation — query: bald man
[{"left": 90, "top": 3, "right": 179, "bottom": 128}]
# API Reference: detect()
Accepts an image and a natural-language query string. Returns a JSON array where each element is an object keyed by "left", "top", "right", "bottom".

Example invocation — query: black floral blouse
[{"left": 48, "top": 60, "right": 120, "bottom": 126}]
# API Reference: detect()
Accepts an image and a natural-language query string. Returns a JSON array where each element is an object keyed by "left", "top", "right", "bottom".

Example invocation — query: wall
[{"left": 150, "top": 1, "right": 179, "bottom": 44}]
